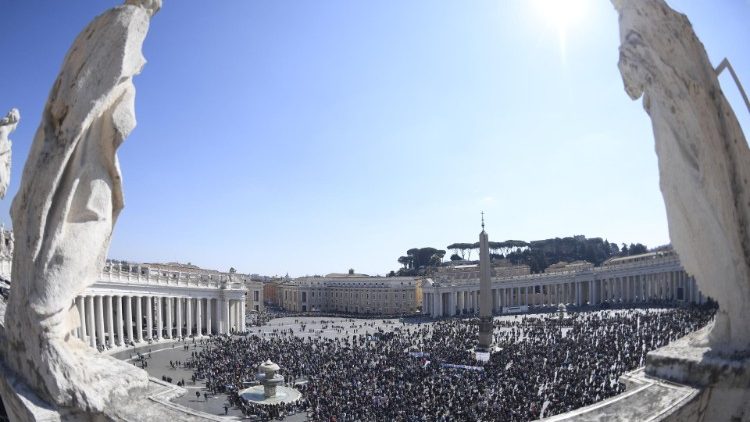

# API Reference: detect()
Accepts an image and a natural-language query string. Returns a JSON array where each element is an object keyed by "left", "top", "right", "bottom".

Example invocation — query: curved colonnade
[
  {"left": 72, "top": 263, "right": 247, "bottom": 349},
  {"left": 423, "top": 253, "right": 703, "bottom": 318}
]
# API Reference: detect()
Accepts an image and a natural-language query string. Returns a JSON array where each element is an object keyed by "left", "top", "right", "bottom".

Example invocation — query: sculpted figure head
[{"left": 0, "top": 109, "right": 19, "bottom": 127}]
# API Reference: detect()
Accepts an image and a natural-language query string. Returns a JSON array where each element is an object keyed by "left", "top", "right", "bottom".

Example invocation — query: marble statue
[
  {"left": 1, "top": 0, "right": 160, "bottom": 415},
  {"left": 0, "top": 108, "right": 19, "bottom": 199},
  {"left": 613, "top": 0, "right": 750, "bottom": 354}
]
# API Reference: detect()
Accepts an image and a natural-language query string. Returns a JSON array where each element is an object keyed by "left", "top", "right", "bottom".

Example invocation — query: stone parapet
[{"left": 644, "top": 325, "right": 750, "bottom": 421}]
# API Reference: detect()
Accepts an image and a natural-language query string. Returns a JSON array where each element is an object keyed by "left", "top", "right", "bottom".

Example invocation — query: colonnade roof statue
[
  {"left": 0, "top": 0, "right": 161, "bottom": 417},
  {"left": 614, "top": 0, "right": 750, "bottom": 354},
  {"left": 0, "top": 108, "right": 19, "bottom": 199}
]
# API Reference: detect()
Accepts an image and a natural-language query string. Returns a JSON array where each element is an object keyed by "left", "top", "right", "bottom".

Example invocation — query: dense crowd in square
[{"left": 180, "top": 304, "right": 715, "bottom": 421}]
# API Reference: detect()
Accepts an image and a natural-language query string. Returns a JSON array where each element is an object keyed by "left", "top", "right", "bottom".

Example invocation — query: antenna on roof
[{"left": 481, "top": 211, "right": 485, "bottom": 230}]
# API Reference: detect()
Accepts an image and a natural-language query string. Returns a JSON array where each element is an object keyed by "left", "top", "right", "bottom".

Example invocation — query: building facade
[
  {"left": 423, "top": 250, "right": 705, "bottom": 318},
  {"left": 277, "top": 275, "right": 420, "bottom": 315},
  {"left": 245, "top": 279, "right": 264, "bottom": 313},
  {"left": 71, "top": 261, "right": 249, "bottom": 349}
]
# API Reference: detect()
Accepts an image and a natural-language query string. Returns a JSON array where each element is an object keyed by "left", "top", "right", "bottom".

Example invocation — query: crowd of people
[{"left": 182, "top": 304, "right": 715, "bottom": 421}]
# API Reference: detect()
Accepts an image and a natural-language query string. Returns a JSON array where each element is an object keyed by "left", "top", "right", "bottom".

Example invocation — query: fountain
[{"left": 239, "top": 360, "right": 302, "bottom": 405}]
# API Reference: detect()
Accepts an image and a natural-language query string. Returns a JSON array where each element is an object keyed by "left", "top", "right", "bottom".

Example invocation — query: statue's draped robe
[
  {"left": 615, "top": 0, "right": 750, "bottom": 353},
  {"left": 3, "top": 4, "right": 151, "bottom": 408}
]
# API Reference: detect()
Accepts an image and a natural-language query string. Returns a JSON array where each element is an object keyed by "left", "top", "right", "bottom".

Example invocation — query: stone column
[
  {"left": 167, "top": 297, "right": 174, "bottom": 339},
  {"left": 228, "top": 299, "right": 234, "bottom": 333},
  {"left": 680, "top": 272, "right": 685, "bottom": 301},
  {"left": 105, "top": 295, "right": 114, "bottom": 347},
  {"left": 240, "top": 299, "right": 246, "bottom": 332},
  {"left": 176, "top": 297, "right": 182, "bottom": 338},
  {"left": 224, "top": 298, "right": 230, "bottom": 334},
  {"left": 146, "top": 296, "right": 153, "bottom": 340},
  {"left": 635, "top": 276, "right": 641, "bottom": 302},
  {"left": 574, "top": 282, "right": 578, "bottom": 304},
  {"left": 697, "top": 278, "right": 702, "bottom": 303},
  {"left": 95, "top": 295, "right": 105, "bottom": 347},
  {"left": 77, "top": 297, "right": 87, "bottom": 342},
  {"left": 136, "top": 296, "right": 143, "bottom": 342},
  {"left": 86, "top": 296, "right": 96, "bottom": 348},
  {"left": 228, "top": 300, "right": 234, "bottom": 331},
  {"left": 125, "top": 295, "right": 134, "bottom": 344},
  {"left": 236, "top": 300, "right": 241, "bottom": 331},
  {"left": 207, "top": 298, "right": 213, "bottom": 334},
  {"left": 186, "top": 297, "right": 193, "bottom": 336},
  {"left": 523, "top": 287, "right": 527, "bottom": 306},
  {"left": 116, "top": 295, "right": 124, "bottom": 346},
  {"left": 196, "top": 298, "right": 203, "bottom": 336},
  {"left": 156, "top": 297, "right": 163, "bottom": 340}
]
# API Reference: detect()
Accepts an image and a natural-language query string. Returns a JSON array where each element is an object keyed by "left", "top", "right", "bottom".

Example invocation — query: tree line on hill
[{"left": 390, "top": 236, "right": 648, "bottom": 276}]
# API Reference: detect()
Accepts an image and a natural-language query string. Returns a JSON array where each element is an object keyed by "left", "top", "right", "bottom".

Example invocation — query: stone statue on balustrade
[
  {"left": 0, "top": 0, "right": 160, "bottom": 417},
  {"left": 614, "top": 0, "right": 750, "bottom": 355},
  {"left": 0, "top": 108, "right": 19, "bottom": 199}
]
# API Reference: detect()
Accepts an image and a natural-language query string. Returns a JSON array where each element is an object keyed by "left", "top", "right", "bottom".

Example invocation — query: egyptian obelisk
[{"left": 478, "top": 213, "right": 493, "bottom": 351}]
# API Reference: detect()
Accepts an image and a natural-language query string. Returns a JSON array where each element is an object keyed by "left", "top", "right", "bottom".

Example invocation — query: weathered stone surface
[
  {"left": 613, "top": 0, "right": 750, "bottom": 355},
  {"left": 0, "top": 354, "right": 229, "bottom": 422},
  {"left": 0, "top": 108, "right": 19, "bottom": 199},
  {"left": 645, "top": 327, "right": 750, "bottom": 421},
  {"left": 0, "top": 0, "right": 160, "bottom": 417},
  {"left": 538, "top": 368, "right": 699, "bottom": 422}
]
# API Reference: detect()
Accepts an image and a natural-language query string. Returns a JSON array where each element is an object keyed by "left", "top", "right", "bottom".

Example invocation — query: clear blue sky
[{"left": 1, "top": 1, "right": 748, "bottom": 277}]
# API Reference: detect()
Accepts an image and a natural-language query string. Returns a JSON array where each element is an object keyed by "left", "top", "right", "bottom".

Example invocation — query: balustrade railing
[{"left": 99, "top": 261, "right": 246, "bottom": 290}]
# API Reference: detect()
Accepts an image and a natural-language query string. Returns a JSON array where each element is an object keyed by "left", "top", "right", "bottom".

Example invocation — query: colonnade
[
  {"left": 73, "top": 294, "right": 246, "bottom": 349},
  {"left": 425, "top": 270, "right": 703, "bottom": 318}
]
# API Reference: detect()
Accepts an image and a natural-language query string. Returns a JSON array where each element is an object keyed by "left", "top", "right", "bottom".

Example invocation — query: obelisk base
[{"left": 477, "top": 316, "right": 493, "bottom": 352}]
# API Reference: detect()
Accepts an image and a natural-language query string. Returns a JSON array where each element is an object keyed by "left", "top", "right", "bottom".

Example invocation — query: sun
[
  {"left": 531, "top": 0, "right": 589, "bottom": 57},
  {"left": 532, "top": 0, "right": 588, "bottom": 30}
]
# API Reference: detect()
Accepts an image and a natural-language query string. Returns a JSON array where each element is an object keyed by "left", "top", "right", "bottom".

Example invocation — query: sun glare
[{"left": 531, "top": 0, "right": 589, "bottom": 58}]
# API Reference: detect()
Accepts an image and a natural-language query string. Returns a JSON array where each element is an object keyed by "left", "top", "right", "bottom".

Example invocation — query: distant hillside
[
  {"left": 391, "top": 236, "right": 648, "bottom": 276},
  {"left": 505, "top": 236, "right": 646, "bottom": 273}
]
